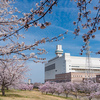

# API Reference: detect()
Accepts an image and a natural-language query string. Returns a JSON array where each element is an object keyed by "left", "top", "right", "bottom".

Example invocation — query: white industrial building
[{"left": 45, "top": 45, "right": 100, "bottom": 82}]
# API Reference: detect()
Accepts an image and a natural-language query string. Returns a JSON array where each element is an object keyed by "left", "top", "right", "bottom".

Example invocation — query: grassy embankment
[{"left": 0, "top": 89, "right": 79, "bottom": 100}]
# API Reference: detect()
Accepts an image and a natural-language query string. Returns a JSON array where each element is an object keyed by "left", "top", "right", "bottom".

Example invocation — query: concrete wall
[
  {"left": 71, "top": 72, "right": 96, "bottom": 82},
  {"left": 64, "top": 53, "right": 71, "bottom": 73},
  {"left": 45, "top": 56, "right": 66, "bottom": 80},
  {"left": 65, "top": 53, "right": 100, "bottom": 73}
]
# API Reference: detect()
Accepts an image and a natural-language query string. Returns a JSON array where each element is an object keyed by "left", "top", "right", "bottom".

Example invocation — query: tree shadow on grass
[
  {"left": 44, "top": 94, "right": 79, "bottom": 100},
  {"left": 0, "top": 94, "right": 24, "bottom": 98}
]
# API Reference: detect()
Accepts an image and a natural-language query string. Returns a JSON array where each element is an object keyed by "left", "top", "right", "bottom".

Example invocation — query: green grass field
[{"left": 0, "top": 90, "right": 78, "bottom": 100}]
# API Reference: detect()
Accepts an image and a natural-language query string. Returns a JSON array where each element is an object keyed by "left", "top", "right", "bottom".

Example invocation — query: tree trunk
[
  {"left": 75, "top": 95, "right": 77, "bottom": 99},
  {"left": 6, "top": 87, "right": 9, "bottom": 90},
  {"left": 1, "top": 86, "right": 5, "bottom": 96},
  {"left": 75, "top": 93, "right": 78, "bottom": 99},
  {"left": 89, "top": 96, "right": 92, "bottom": 100},
  {"left": 65, "top": 93, "right": 68, "bottom": 97}
]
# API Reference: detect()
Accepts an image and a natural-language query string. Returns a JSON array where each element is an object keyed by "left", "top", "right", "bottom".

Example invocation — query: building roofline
[
  {"left": 48, "top": 56, "right": 62, "bottom": 62},
  {"left": 46, "top": 53, "right": 100, "bottom": 63}
]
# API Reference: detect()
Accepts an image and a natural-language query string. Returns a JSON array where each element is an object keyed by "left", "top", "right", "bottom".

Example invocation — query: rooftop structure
[{"left": 55, "top": 45, "right": 63, "bottom": 57}]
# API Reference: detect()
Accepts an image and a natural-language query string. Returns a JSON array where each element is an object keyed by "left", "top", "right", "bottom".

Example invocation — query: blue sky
[{"left": 9, "top": 0, "right": 100, "bottom": 83}]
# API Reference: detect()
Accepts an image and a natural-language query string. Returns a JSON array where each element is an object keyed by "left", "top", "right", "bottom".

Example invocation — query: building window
[
  {"left": 72, "top": 66, "right": 79, "bottom": 67},
  {"left": 45, "top": 64, "right": 55, "bottom": 71},
  {"left": 74, "top": 75, "right": 75, "bottom": 77}
]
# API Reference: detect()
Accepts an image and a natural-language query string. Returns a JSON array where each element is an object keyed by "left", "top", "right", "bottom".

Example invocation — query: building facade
[{"left": 45, "top": 45, "right": 100, "bottom": 82}]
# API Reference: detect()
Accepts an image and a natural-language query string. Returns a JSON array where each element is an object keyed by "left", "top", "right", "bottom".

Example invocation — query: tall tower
[
  {"left": 55, "top": 45, "right": 63, "bottom": 57},
  {"left": 86, "top": 41, "right": 91, "bottom": 78}
]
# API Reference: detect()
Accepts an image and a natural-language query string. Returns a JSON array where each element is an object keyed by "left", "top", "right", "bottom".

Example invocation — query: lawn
[{"left": 0, "top": 90, "right": 77, "bottom": 100}]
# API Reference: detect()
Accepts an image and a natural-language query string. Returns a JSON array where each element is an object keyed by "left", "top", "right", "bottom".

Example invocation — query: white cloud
[{"left": 51, "top": 25, "right": 73, "bottom": 33}]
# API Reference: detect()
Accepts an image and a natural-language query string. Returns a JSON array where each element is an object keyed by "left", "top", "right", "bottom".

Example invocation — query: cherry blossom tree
[
  {"left": 39, "top": 81, "right": 100, "bottom": 100},
  {"left": 0, "top": 0, "right": 100, "bottom": 62},
  {"left": 39, "top": 81, "right": 51, "bottom": 94},
  {"left": 0, "top": 0, "right": 68, "bottom": 63},
  {"left": 72, "top": 0, "right": 100, "bottom": 54},
  {"left": 48, "top": 82, "right": 56, "bottom": 95},
  {"left": 81, "top": 80, "right": 99, "bottom": 100},
  {"left": 33, "top": 82, "right": 42, "bottom": 89},
  {"left": 1, "top": 0, "right": 100, "bottom": 98},
  {"left": 18, "top": 83, "right": 34, "bottom": 91},
  {"left": 61, "top": 82, "right": 75, "bottom": 97},
  {"left": 90, "top": 91, "right": 100, "bottom": 100},
  {"left": 0, "top": 59, "right": 28, "bottom": 96},
  {"left": 0, "top": 1, "right": 68, "bottom": 96},
  {"left": 55, "top": 83, "right": 64, "bottom": 96},
  {"left": 74, "top": 80, "right": 100, "bottom": 100}
]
